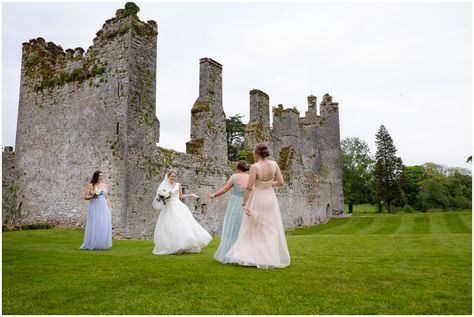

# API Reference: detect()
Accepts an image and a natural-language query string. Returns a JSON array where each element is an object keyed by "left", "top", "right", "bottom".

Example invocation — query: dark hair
[
  {"left": 90, "top": 170, "right": 102, "bottom": 185},
  {"left": 236, "top": 160, "right": 250, "bottom": 172},
  {"left": 167, "top": 169, "right": 177, "bottom": 177},
  {"left": 254, "top": 143, "right": 270, "bottom": 158}
]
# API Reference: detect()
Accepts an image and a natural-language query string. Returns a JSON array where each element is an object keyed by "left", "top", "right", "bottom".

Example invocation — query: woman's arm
[
  {"left": 273, "top": 164, "right": 285, "bottom": 187},
  {"left": 179, "top": 184, "right": 198, "bottom": 200},
  {"left": 83, "top": 184, "right": 93, "bottom": 200},
  {"left": 242, "top": 166, "right": 257, "bottom": 208},
  {"left": 208, "top": 178, "right": 233, "bottom": 199}
]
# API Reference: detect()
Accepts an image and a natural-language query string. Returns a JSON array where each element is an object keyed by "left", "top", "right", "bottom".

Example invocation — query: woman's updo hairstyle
[
  {"left": 254, "top": 143, "right": 270, "bottom": 158},
  {"left": 167, "top": 169, "right": 177, "bottom": 177},
  {"left": 236, "top": 160, "right": 250, "bottom": 172}
]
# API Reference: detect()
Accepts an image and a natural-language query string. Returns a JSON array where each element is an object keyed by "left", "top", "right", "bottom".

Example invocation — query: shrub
[{"left": 2, "top": 223, "right": 54, "bottom": 232}]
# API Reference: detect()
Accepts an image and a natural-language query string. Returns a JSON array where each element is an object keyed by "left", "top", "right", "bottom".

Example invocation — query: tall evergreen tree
[
  {"left": 226, "top": 114, "right": 246, "bottom": 162},
  {"left": 374, "top": 125, "right": 404, "bottom": 212}
]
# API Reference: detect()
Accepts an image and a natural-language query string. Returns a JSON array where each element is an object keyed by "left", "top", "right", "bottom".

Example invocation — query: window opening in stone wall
[
  {"left": 116, "top": 123, "right": 119, "bottom": 135},
  {"left": 117, "top": 82, "right": 120, "bottom": 96}
]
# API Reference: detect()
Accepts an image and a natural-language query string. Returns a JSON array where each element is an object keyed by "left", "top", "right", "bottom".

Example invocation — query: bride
[{"left": 152, "top": 169, "right": 212, "bottom": 255}]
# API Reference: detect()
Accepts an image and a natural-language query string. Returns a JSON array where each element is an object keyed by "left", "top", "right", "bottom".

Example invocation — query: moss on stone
[
  {"left": 23, "top": 44, "right": 107, "bottom": 91},
  {"left": 186, "top": 138, "right": 204, "bottom": 155},
  {"left": 283, "top": 107, "right": 300, "bottom": 115},
  {"left": 132, "top": 19, "right": 146, "bottom": 36},
  {"left": 90, "top": 64, "right": 106, "bottom": 76},
  {"left": 304, "top": 171, "right": 319, "bottom": 185},
  {"left": 2, "top": 184, "right": 27, "bottom": 227},
  {"left": 207, "top": 120, "right": 215, "bottom": 132},
  {"left": 245, "top": 121, "right": 271, "bottom": 144},
  {"left": 110, "top": 140, "right": 123, "bottom": 160},
  {"left": 160, "top": 148, "right": 175, "bottom": 166},
  {"left": 146, "top": 73, "right": 155, "bottom": 88},
  {"left": 144, "top": 112, "right": 152, "bottom": 126},
  {"left": 70, "top": 68, "right": 86, "bottom": 82},
  {"left": 191, "top": 100, "right": 209, "bottom": 114},
  {"left": 320, "top": 165, "right": 330, "bottom": 178},
  {"left": 279, "top": 146, "right": 294, "bottom": 171}
]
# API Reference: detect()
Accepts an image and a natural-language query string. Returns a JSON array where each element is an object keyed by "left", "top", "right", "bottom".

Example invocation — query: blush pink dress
[{"left": 226, "top": 160, "right": 291, "bottom": 269}]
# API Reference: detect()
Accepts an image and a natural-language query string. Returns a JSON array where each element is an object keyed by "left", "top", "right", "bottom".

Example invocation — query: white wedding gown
[{"left": 153, "top": 182, "right": 212, "bottom": 255}]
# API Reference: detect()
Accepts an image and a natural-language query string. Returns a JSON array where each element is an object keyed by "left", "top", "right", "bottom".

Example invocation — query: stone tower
[
  {"left": 186, "top": 58, "right": 227, "bottom": 165},
  {"left": 244, "top": 89, "right": 272, "bottom": 156},
  {"left": 13, "top": 4, "right": 159, "bottom": 232},
  {"left": 318, "top": 93, "right": 344, "bottom": 212},
  {"left": 4, "top": 3, "right": 344, "bottom": 237}
]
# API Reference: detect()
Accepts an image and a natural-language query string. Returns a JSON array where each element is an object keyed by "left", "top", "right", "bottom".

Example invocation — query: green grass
[{"left": 3, "top": 211, "right": 472, "bottom": 314}]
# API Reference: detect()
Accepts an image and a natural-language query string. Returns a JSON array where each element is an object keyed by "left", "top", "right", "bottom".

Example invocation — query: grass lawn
[{"left": 3, "top": 211, "right": 472, "bottom": 314}]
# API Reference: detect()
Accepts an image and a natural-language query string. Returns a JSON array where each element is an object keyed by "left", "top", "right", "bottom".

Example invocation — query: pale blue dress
[
  {"left": 80, "top": 187, "right": 112, "bottom": 250},
  {"left": 214, "top": 175, "right": 245, "bottom": 263}
]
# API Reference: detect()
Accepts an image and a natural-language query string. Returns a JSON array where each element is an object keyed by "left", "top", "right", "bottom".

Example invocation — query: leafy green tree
[
  {"left": 447, "top": 171, "right": 472, "bottom": 209},
  {"left": 418, "top": 174, "right": 450, "bottom": 211},
  {"left": 341, "top": 137, "right": 374, "bottom": 213},
  {"left": 374, "top": 125, "right": 404, "bottom": 212},
  {"left": 401, "top": 165, "right": 428, "bottom": 207},
  {"left": 467, "top": 155, "right": 472, "bottom": 163},
  {"left": 226, "top": 114, "right": 246, "bottom": 162},
  {"left": 413, "top": 163, "right": 472, "bottom": 211}
]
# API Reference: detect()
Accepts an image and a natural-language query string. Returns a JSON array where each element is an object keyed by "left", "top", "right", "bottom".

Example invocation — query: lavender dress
[{"left": 80, "top": 188, "right": 112, "bottom": 250}]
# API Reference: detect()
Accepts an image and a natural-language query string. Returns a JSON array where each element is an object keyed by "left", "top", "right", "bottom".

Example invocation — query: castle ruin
[{"left": 2, "top": 3, "right": 344, "bottom": 238}]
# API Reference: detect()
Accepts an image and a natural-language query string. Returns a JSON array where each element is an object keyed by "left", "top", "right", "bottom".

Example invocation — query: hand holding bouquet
[
  {"left": 156, "top": 189, "right": 172, "bottom": 206},
  {"left": 91, "top": 186, "right": 102, "bottom": 198}
]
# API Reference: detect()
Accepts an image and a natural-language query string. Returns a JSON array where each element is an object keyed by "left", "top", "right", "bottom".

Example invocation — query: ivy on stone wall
[{"left": 2, "top": 184, "right": 25, "bottom": 228}]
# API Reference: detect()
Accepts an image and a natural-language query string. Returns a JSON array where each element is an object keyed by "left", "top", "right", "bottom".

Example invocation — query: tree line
[
  {"left": 342, "top": 125, "right": 472, "bottom": 213},
  {"left": 226, "top": 115, "right": 471, "bottom": 213}
]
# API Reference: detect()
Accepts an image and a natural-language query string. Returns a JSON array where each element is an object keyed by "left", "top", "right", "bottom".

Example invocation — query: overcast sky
[{"left": 2, "top": 2, "right": 472, "bottom": 169}]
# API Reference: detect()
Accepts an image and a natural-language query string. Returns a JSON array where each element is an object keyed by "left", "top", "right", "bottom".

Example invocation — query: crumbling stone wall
[{"left": 4, "top": 3, "right": 344, "bottom": 238}]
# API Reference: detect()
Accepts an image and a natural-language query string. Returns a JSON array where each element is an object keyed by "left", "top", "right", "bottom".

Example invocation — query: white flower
[
  {"left": 91, "top": 187, "right": 102, "bottom": 198},
  {"left": 158, "top": 189, "right": 171, "bottom": 199},
  {"left": 156, "top": 189, "right": 172, "bottom": 205}
]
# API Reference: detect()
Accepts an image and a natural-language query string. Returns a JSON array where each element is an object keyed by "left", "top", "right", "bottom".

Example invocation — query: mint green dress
[{"left": 214, "top": 175, "right": 245, "bottom": 263}]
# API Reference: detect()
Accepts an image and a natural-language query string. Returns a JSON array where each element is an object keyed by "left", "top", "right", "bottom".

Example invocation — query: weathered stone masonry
[{"left": 2, "top": 4, "right": 344, "bottom": 238}]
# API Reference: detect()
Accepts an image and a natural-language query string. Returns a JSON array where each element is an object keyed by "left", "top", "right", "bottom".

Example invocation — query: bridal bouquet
[
  {"left": 156, "top": 189, "right": 172, "bottom": 206},
  {"left": 91, "top": 187, "right": 102, "bottom": 198}
]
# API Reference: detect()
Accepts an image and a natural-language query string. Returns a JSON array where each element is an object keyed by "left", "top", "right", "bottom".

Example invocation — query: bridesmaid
[
  {"left": 208, "top": 160, "right": 250, "bottom": 263},
  {"left": 80, "top": 170, "right": 112, "bottom": 250},
  {"left": 226, "top": 143, "right": 291, "bottom": 269}
]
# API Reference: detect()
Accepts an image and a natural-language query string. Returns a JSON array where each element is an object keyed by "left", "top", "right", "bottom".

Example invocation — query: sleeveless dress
[
  {"left": 153, "top": 182, "right": 212, "bottom": 255},
  {"left": 80, "top": 187, "right": 112, "bottom": 250},
  {"left": 226, "top": 160, "right": 291, "bottom": 268},
  {"left": 214, "top": 174, "right": 245, "bottom": 263}
]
